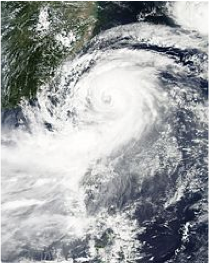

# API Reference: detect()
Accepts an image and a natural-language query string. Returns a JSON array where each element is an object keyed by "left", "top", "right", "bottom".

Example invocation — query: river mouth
[{"left": 1, "top": 4, "right": 208, "bottom": 263}]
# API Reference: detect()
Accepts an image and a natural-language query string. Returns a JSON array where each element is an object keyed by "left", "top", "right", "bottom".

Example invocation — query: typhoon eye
[{"left": 101, "top": 93, "right": 112, "bottom": 105}]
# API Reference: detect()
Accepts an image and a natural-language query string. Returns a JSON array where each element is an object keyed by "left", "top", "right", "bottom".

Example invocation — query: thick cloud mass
[
  {"left": 170, "top": 1, "right": 208, "bottom": 35},
  {"left": 1, "top": 12, "right": 208, "bottom": 264}
]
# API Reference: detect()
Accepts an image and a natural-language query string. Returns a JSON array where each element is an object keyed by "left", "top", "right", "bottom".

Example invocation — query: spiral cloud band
[{"left": 1, "top": 18, "right": 208, "bottom": 263}]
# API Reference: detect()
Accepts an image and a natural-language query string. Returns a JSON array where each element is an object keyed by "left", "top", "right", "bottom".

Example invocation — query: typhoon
[{"left": 1, "top": 2, "right": 208, "bottom": 263}]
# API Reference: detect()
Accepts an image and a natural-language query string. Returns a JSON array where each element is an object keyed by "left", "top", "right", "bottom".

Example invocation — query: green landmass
[{"left": 1, "top": 1, "right": 98, "bottom": 108}]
